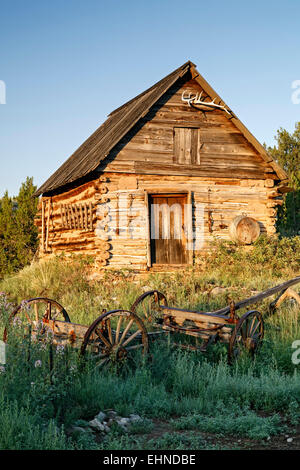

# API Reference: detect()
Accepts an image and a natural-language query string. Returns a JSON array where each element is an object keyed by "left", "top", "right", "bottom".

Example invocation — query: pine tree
[
  {"left": 15, "top": 177, "right": 38, "bottom": 267},
  {"left": 0, "top": 177, "right": 38, "bottom": 278},
  {"left": 266, "top": 122, "right": 300, "bottom": 235},
  {"left": 0, "top": 191, "right": 17, "bottom": 275}
]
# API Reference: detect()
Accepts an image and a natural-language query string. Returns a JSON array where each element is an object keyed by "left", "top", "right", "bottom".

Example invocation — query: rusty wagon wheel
[
  {"left": 228, "top": 310, "right": 264, "bottom": 363},
  {"left": 3, "top": 297, "right": 70, "bottom": 342},
  {"left": 80, "top": 309, "right": 148, "bottom": 369},
  {"left": 131, "top": 290, "right": 168, "bottom": 324}
]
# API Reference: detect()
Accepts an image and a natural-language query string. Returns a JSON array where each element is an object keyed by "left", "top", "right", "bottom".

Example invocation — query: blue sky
[{"left": 0, "top": 0, "right": 299, "bottom": 195}]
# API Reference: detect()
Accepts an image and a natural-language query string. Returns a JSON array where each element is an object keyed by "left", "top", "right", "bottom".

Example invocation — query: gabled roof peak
[
  {"left": 36, "top": 61, "right": 287, "bottom": 196},
  {"left": 108, "top": 61, "right": 194, "bottom": 118}
]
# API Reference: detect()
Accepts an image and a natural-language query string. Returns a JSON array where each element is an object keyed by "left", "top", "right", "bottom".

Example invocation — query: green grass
[
  {"left": 0, "top": 236, "right": 299, "bottom": 449},
  {"left": 0, "top": 395, "right": 72, "bottom": 450}
]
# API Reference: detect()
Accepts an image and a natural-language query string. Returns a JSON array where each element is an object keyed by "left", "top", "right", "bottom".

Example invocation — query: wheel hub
[
  {"left": 245, "top": 337, "right": 256, "bottom": 350},
  {"left": 109, "top": 344, "right": 128, "bottom": 361}
]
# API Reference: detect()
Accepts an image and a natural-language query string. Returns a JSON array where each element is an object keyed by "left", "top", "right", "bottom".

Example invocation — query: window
[{"left": 174, "top": 127, "right": 201, "bottom": 165}]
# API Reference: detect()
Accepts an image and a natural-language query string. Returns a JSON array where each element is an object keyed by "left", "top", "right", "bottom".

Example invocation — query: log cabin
[{"left": 34, "top": 61, "right": 289, "bottom": 271}]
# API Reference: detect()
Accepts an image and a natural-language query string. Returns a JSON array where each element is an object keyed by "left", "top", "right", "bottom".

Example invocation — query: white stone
[
  {"left": 118, "top": 417, "right": 131, "bottom": 426},
  {"left": 106, "top": 410, "right": 118, "bottom": 419},
  {"left": 95, "top": 411, "right": 107, "bottom": 423},
  {"left": 89, "top": 418, "right": 105, "bottom": 432},
  {"left": 129, "top": 414, "right": 142, "bottom": 422},
  {"left": 287, "top": 438, "right": 293, "bottom": 443},
  {"left": 210, "top": 287, "right": 227, "bottom": 296}
]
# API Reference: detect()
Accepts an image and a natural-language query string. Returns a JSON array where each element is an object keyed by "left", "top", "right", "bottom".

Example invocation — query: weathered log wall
[
  {"left": 35, "top": 172, "right": 282, "bottom": 271},
  {"left": 35, "top": 76, "right": 284, "bottom": 271},
  {"left": 93, "top": 173, "right": 281, "bottom": 270},
  {"left": 35, "top": 177, "right": 110, "bottom": 268}
]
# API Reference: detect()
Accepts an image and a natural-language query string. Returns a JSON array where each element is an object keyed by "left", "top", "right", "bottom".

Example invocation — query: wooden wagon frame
[{"left": 3, "top": 276, "right": 300, "bottom": 366}]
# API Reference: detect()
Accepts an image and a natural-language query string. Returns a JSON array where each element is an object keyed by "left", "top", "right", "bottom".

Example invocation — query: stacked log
[
  {"left": 35, "top": 179, "right": 98, "bottom": 259},
  {"left": 94, "top": 176, "right": 111, "bottom": 267}
]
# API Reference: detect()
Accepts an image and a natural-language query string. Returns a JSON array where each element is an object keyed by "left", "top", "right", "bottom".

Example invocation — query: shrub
[{"left": 0, "top": 177, "right": 38, "bottom": 279}]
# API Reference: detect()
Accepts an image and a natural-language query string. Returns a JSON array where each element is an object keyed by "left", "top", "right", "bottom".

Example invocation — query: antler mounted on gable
[{"left": 181, "top": 91, "right": 232, "bottom": 115}]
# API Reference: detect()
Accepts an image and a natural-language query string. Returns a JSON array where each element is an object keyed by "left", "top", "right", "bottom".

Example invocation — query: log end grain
[{"left": 229, "top": 215, "right": 260, "bottom": 245}]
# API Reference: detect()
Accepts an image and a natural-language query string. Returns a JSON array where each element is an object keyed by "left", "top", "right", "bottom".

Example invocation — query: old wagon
[{"left": 3, "top": 276, "right": 300, "bottom": 366}]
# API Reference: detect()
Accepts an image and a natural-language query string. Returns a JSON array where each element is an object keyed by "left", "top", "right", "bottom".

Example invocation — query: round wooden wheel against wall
[
  {"left": 80, "top": 310, "right": 148, "bottom": 369},
  {"left": 130, "top": 290, "right": 168, "bottom": 325},
  {"left": 3, "top": 298, "right": 70, "bottom": 342},
  {"left": 229, "top": 215, "right": 260, "bottom": 245},
  {"left": 228, "top": 310, "right": 264, "bottom": 363}
]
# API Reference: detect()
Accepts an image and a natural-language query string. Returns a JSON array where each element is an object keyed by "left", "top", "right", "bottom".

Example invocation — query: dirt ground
[{"left": 145, "top": 419, "right": 300, "bottom": 451}]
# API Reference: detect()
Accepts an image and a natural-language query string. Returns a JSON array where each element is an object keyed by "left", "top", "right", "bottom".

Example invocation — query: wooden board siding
[
  {"left": 149, "top": 194, "right": 187, "bottom": 265},
  {"left": 174, "top": 128, "right": 201, "bottom": 164},
  {"left": 98, "top": 78, "right": 276, "bottom": 181}
]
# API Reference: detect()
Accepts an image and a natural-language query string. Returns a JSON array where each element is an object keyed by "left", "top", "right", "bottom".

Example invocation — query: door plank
[{"left": 150, "top": 194, "right": 187, "bottom": 265}]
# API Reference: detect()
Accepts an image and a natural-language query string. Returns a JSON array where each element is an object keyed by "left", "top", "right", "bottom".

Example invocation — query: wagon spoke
[
  {"left": 242, "top": 320, "right": 249, "bottom": 341},
  {"left": 130, "top": 290, "right": 168, "bottom": 324},
  {"left": 125, "top": 343, "right": 144, "bottom": 351},
  {"left": 47, "top": 302, "right": 52, "bottom": 320},
  {"left": 4, "top": 297, "right": 70, "bottom": 344},
  {"left": 249, "top": 319, "right": 260, "bottom": 337},
  {"left": 91, "top": 352, "right": 109, "bottom": 360},
  {"left": 80, "top": 310, "right": 149, "bottom": 368},
  {"left": 118, "top": 318, "right": 134, "bottom": 345},
  {"left": 122, "top": 329, "right": 142, "bottom": 347},
  {"left": 248, "top": 316, "right": 257, "bottom": 335},
  {"left": 95, "top": 358, "right": 110, "bottom": 369},
  {"left": 143, "top": 302, "right": 149, "bottom": 318},
  {"left": 115, "top": 316, "right": 122, "bottom": 344},
  {"left": 52, "top": 306, "right": 62, "bottom": 320},
  {"left": 228, "top": 310, "right": 264, "bottom": 363},
  {"left": 24, "top": 311, "right": 33, "bottom": 324},
  {"left": 106, "top": 318, "right": 113, "bottom": 344},
  {"left": 34, "top": 303, "right": 39, "bottom": 322},
  {"left": 94, "top": 327, "right": 111, "bottom": 348}
]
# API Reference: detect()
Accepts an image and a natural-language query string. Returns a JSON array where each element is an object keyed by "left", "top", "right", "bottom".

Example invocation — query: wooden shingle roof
[
  {"left": 36, "top": 61, "right": 287, "bottom": 196},
  {"left": 36, "top": 61, "right": 192, "bottom": 196}
]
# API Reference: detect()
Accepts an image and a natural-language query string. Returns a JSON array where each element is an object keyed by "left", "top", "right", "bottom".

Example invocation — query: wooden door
[{"left": 149, "top": 194, "right": 187, "bottom": 265}]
